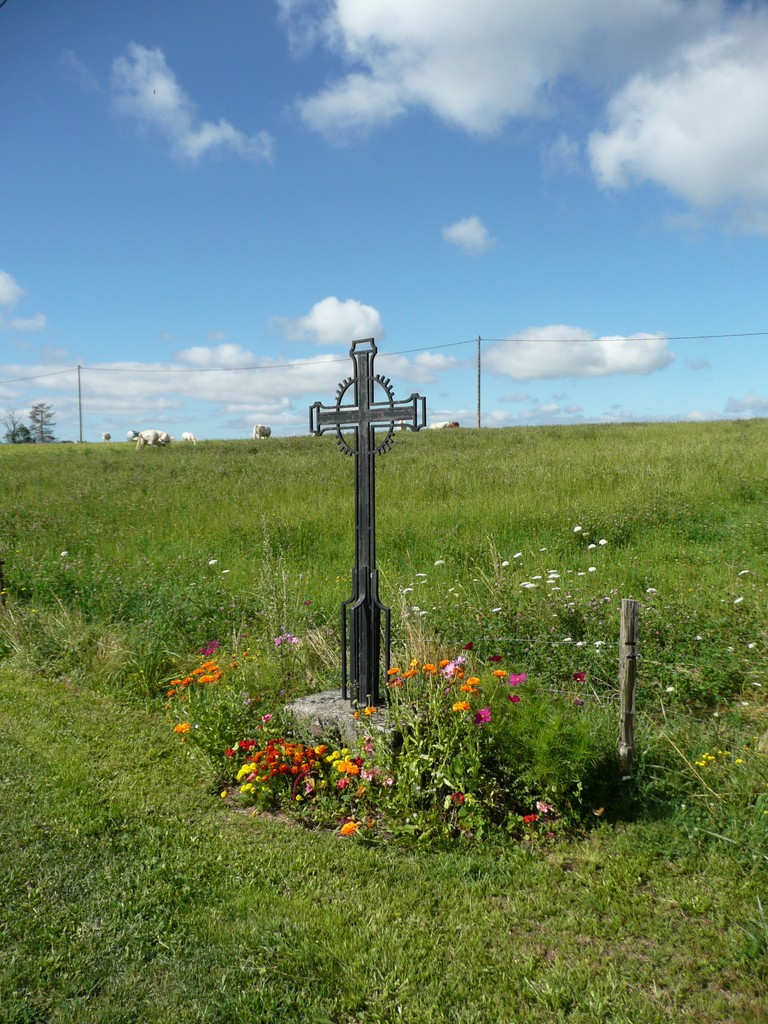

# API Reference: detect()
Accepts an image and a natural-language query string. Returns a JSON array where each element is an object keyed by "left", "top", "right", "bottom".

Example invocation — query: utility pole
[
  {"left": 77, "top": 365, "right": 83, "bottom": 443},
  {"left": 476, "top": 336, "right": 481, "bottom": 429}
]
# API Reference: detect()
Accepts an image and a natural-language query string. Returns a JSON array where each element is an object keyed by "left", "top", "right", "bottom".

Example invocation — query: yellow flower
[
  {"left": 339, "top": 821, "right": 360, "bottom": 836},
  {"left": 409, "top": 658, "right": 419, "bottom": 668},
  {"left": 220, "top": 791, "right": 228, "bottom": 798},
  {"left": 452, "top": 701, "right": 470, "bottom": 712},
  {"left": 363, "top": 706, "right": 377, "bottom": 716}
]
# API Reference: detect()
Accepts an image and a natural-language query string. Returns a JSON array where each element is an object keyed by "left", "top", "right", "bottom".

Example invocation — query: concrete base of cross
[{"left": 284, "top": 689, "right": 389, "bottom": 748}]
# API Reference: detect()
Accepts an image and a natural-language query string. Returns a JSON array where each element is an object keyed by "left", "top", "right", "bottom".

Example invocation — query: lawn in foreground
[{"left": 1, "top": 669, "right": 766, "bottom": 1024}]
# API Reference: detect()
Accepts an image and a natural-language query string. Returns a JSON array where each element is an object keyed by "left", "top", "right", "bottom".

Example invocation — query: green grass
[
  {"left": 1, "top": 669, "right": 766, "bottom": 1024},
  {"left": 1, "top": 422, "right": 768, "bottom": 1020}
]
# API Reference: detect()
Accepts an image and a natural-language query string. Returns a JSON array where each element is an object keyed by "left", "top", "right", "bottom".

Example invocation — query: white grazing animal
[
  {"left": 126, "top": 430, "right": 138, "bottom": 441},
  {"left": 252, "top": 424, "right": 272, "bottom": 440},
  {"left": 135, "top": 429, "right": 167, "bottom": 449},
  {"left": 101, "top": 432, "right": 111, "bottom": 442},
  {"left": 428, "top": 420, "right": 460, "bottom": 429},
  {"left": 181, "top": 432, "right": 197, "bottom": 444},
  {"left": 157, "top": 431, "right": 173, "bottom": 446}
]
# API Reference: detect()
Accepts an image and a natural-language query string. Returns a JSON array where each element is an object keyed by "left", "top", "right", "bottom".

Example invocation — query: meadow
[{"left": 1, "top": 421, "right": 767, "bottom": 1022}]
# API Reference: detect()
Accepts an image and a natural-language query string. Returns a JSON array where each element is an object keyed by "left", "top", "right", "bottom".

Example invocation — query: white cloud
[
  {"left": 0, "top": 270, "right": 25, "bottom": 309},
  {"left": 111, "top": 43, "right": 274, "bottom": 163},
  {"left": 484, "top": 325, "right": 674, "bottom": 380},
  {"left": 442, "top": 216, "right": 495, "bottom": 256},
  {"left": 589, "top": 13, "right": 768, "bottom": 220},
  {"left": 6, "top": 314, "right": 47, "bottom": 333},
  {"left": 289, "top": 0, "right": 721, "bottom": 136},
  {"left": 279, "top": 296, "right": 384, "bottom": 346},
  {"left": 0, "top": 272, "right": 46, "bottom": 333},
  {"left": 378, "top": 349, "right": 459, "bottom": 385},
  {"left": 725, "top": 392, "right": 768, "bottom": 415}
]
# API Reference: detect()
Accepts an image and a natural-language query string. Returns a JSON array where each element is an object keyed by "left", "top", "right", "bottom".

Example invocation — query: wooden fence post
[{"left": 619, "top": 598, "right": 639, "bottom": 775}]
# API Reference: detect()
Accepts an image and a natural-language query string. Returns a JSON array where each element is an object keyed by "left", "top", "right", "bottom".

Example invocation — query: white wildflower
[
  {"left": 599, "top": 539, "right": 607, "bottom": 546},
  {"left": 588, "top": 567, "right": 596, "bottom": 573},
  {"left": 501, "top": 560, "right": 510, "bottom": 567},
  {"left": 208, "top": 559, "right": 218, "bottom": 565},
  {"left": 60, "top": 551, "right": 68, "bottom": 557},
  {"left": 573, "top": 525, "right": 582, "bottom": 532},
  {"left": 434, "top": 559, "right": 445, "bottom": 566},
  {"left": 513, "top": 552, "right": 523, "bottom": 559},
  {"left": 734, "top": 597, "right": 744, "bottom": 605}
]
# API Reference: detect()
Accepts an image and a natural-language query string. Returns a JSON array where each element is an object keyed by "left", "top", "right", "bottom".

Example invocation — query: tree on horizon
[
  {"left": 28, "top": 402, "right": 56, "bottom": 444},
  {"left": 2, "top": 407, "right": 34, "bottom": 444}
]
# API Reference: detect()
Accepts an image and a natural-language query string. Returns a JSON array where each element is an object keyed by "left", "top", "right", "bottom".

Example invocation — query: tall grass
[{"left": 1, "top": 421, "right": 766, "bottom": 705}]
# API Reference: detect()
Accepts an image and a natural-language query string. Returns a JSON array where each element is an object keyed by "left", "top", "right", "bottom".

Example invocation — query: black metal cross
[{"left": 309, "top": 338, "right": 427, "bottom": 707}]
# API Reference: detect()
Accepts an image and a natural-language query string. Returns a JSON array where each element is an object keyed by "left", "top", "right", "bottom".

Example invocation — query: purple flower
[
  {"left": 508, "top": 694, "right": 521, "bottom": 704},
  {"left": 274, "top": 633, "right": 299, "bottom": 647},
  {"left": 508, "top": 673, "right": 527, "bottom": 686},
  {"left": 474, "top": 706, "right": 492, "bottom": 726}
]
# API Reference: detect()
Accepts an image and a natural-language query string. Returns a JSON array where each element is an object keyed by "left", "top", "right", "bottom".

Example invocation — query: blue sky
[{"left": 2, "top": 0, "right": 768, "bottom": 440}]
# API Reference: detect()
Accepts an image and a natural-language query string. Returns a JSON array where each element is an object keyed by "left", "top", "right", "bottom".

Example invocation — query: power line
[{"left": 1, "top": 330, "right": 767, "bottom": 386}]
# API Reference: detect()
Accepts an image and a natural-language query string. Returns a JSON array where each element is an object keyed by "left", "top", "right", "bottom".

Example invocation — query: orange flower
[
  {"left": 439, "top": 659, "right": 451, "bottom": 668},
  {"left": 339, "top": 821, "right": 360, "bottom": 836},
  {"left": 363, "top": 706, "right": 377, "bottom": 716},
  {"left": 493, "top": 669, "right": 507, "bottom": 678},
  {"left": 452, "top": 701, "right": 470, "bottom": 712},
  {"left": 422, "top": 663, "right": 438, "bottom": 673},
  {"left": 387, "top": 667, "right": 401, "bottom": 676},
  {"left": 402, "top": 669, "right": 417, "bottom": 679},
  {"left": 173, "top": 722, "right": 192, "bottom": 734}
]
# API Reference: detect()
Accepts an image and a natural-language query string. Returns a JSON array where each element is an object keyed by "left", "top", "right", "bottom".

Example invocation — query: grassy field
[{"left": 1, "top": 422, "right": 767, "bottom": 1021}]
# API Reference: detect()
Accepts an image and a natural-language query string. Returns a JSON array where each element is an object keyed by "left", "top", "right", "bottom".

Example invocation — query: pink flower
[
  {"left": 508, "top": 694, "right": 521, "bottom": 703},
  {"left": 337, "top": 778, "right": 350, "bottom": 790},
  {"left": 261, "top": 713, "right": 273, "bottom": 722},
  {"left": 474, "top": 706, "right": 492, "bottom": 726},
  {"left": 508, "top": 673, "right": 527, "bottom": 686},
  {"left": 573, "top": 671, "right": 586, "bottom": 682}
]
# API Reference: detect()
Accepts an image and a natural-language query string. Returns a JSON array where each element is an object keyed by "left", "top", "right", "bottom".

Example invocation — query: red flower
[
  {"left": 573, "top": 672, "right": 586, "bottom": 683},
  {"left": 522, "top": 813, "right": 538, "bottom": 825},
  {"left": 488, "top": 655, "right": 503, "bottom": 663},
  {"left": 462, "top": 642, "right": 475, "bottom": 650}
]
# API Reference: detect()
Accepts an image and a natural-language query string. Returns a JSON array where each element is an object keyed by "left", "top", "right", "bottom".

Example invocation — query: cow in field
[
  {"left": 181, "top": 432, "right": 197, "bottom": 444},
  {"left": 135, "top": 429, "right": 172, "bottom": 449},
  {"left": 252, "top": 424, "right": 272, "bottom": 439}
]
